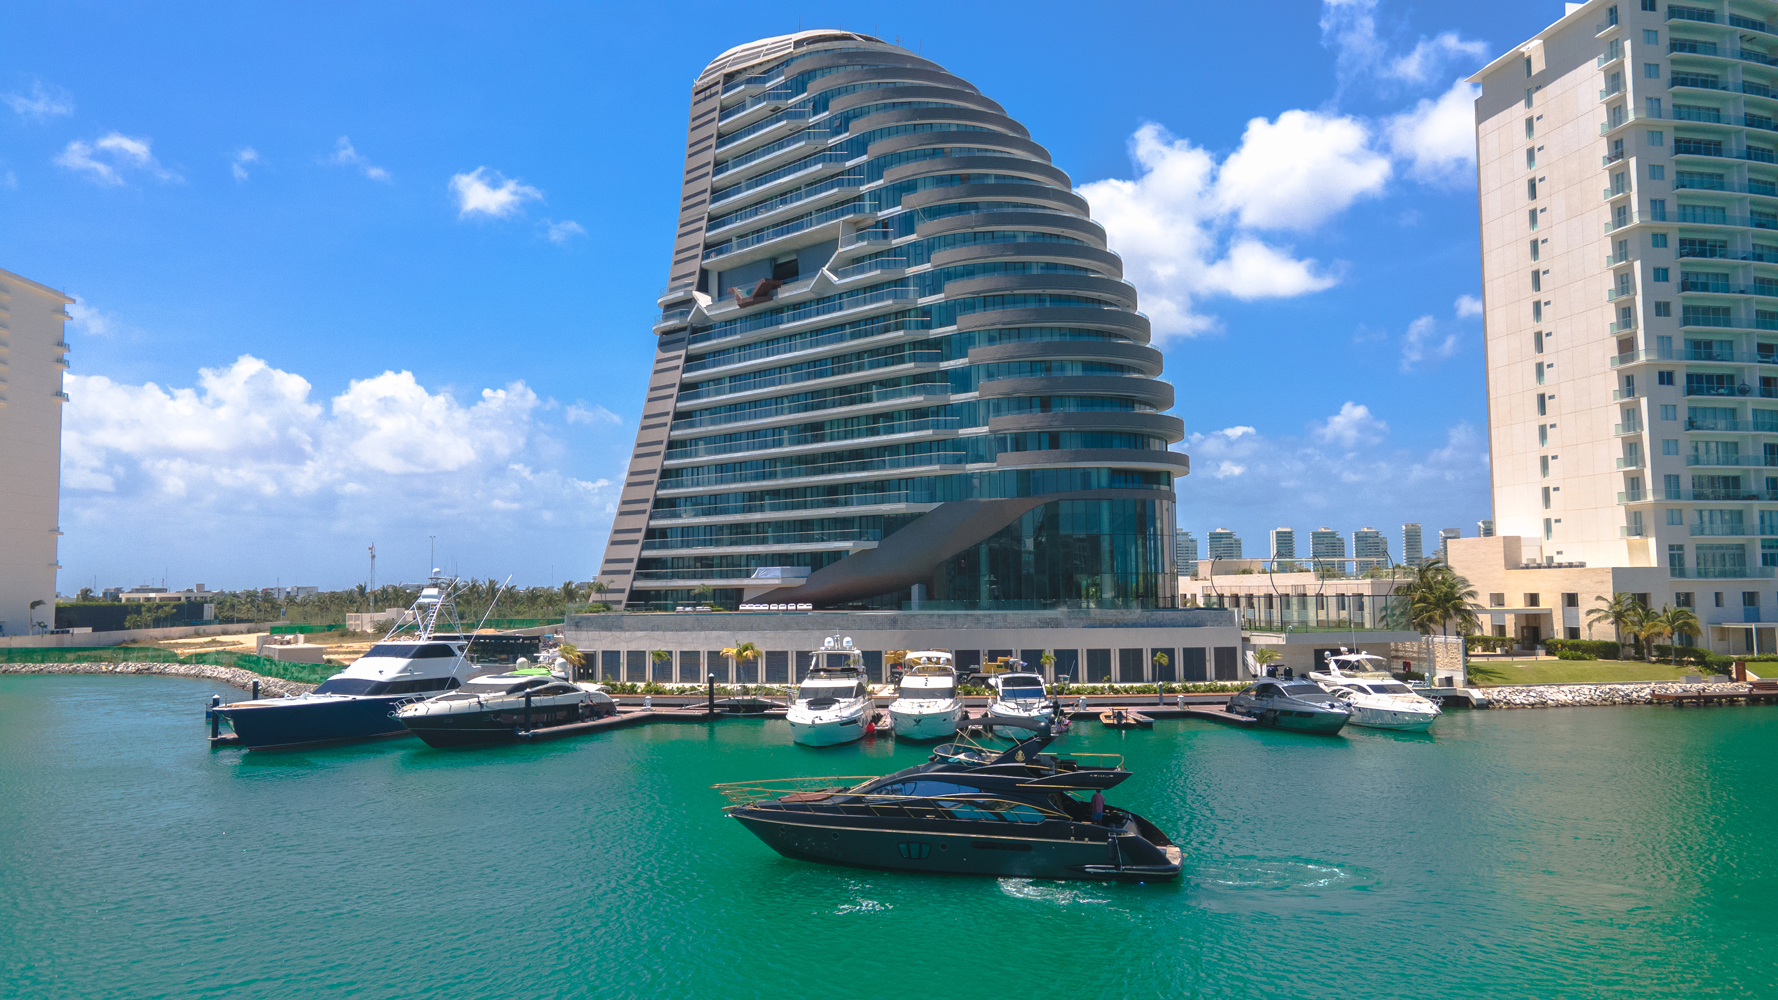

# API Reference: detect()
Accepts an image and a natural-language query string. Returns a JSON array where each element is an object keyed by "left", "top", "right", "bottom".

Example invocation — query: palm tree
[
  {"left": 1637, "top": 607, "right": 1676, "bottom": 662},
  {"left": 692, "top": 583, "right": 715, "bottom": 606},
  {"left": 1151, "top": 650, "right": 1169, "bottom": 680},
  {"left": 558, "top": 642, "right": 585, "bottom": 680},
  {"left": 1587, "top": 593, "right": 1643, "bottom": 659},
  {"left": 721, "top": 641, "right": 760, "bottom": 686},
  {"left": 560, "top": 580, "right": 580, "bottom": 617},
  {"left": 1391, "top": 557, "right": 1481, "bottom": 638},
  {"left": 650, "top": 649, "right": 671, "bottom": 681},
  {"left": 1666, "top": 606, "right": 1703, "bottom": 664}
]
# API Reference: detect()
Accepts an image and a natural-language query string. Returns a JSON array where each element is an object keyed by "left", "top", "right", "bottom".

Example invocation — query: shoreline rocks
[
  {"left": 0, "top": 661, "right": 317, "bottom": 697},
  {"left": 1479, "top": 681, "right": 1748, "bottom": 708}
]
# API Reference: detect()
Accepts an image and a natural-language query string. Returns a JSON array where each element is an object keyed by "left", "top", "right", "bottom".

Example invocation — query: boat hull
[
  {"left": 216, "top": 696, "right": 414, "bottom": 750},
  {"left": 400, "top": 700, "right": 615, "bottom": 748},
  {"left": 1255, "top": 707, "right": 1349, "bottom": 734},
  {"left": 889, "top": 704, "right": 963, "bottom": 740},
  {"left": 1349, "top": 706, "right": 1438, "bottom": 732},
  {"left": 730, "top": 810, "right": 1180, "bottom": 882},
  {"left": 788, "top": 713, "right": 867, "bottom": 746}
]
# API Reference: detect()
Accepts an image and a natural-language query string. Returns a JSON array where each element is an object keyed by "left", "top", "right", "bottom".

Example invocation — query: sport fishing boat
[
  {"left": 786, "top": 636, "right": 873, "bottom": 747},
  {"left": 395, "top": 669, "right": 617, "bottom": 747},
  {"left": 1226, "top": 679, "right": 1352, "bottom": 735},
  {"left": 713, "top": 721, "right": 1181, "bottom": 882},
  {"left": 985, "top": 670, "right": 1054, "bottom": 735},
  {"left": 887, "top": 651, "right": 964, "bottom": 740},
  {"left": 211, "top": 573, "right": 482, "bottom": 750}
]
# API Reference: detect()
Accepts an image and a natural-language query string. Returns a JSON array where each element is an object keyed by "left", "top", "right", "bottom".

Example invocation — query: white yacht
[
  {"left": 985, "top": 670, "right": 1053, "bottom": 734},
  {"left": 888, "top": 651, "right": 965, "bottom": 740},
  {"left": 786, "top": 636, "right": 873, "bottom": 747},
  {"left": 1313, "top": 651, "right": 1441, "bottom": 732}
]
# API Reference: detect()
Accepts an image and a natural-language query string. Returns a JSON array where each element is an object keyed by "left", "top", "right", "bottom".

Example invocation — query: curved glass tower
[{"left": 600, "top": 31, "right": 1187, "bottom": 611}]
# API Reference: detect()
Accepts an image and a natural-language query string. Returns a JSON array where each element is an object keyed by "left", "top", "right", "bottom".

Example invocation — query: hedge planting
[{"left": 1542, "top": 639, "right": 1624, "bottom": 658}]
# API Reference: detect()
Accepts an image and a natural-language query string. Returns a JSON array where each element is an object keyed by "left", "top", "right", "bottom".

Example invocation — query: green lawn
[{"left": 1466, "top": 660, "right": 1702, "bottom": 686}]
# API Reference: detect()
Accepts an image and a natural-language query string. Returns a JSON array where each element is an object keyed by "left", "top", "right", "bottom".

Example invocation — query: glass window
[
  {"left": 1659, "top": 370, "right": 1675, "bottom": 385},
  {"left": 1663, "top": 439, "right": 1679, "bottom": 455},
  {"left": 1652, "top": 233, "right": 1669, "bottom": 247},
  {"left": 1661, "top": 404, "right": 1677, "bottom": 420},
  {"left": 1649, "top": 130, "right": 1665, "bottom": 145},
  {"left": 1530, "top": 239, "right": 1540, "bottom": 261},
  {"left": 1646, "top": 64, "right": 1661, "bottom": 79},
  {"left": 1669, "top": 509, "right": 1685, "bottom": 525},
  {"left": 1650, "top": 165, "right": 1665, "bottom": 180},
  {"left": 1654, "top": 267, "right": 1669, "bottom": 282}
]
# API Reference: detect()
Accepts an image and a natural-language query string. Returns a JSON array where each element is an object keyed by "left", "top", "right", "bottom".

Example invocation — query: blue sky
[{"left": 2, "top": 0, "right": 1561, "bottom": 590}]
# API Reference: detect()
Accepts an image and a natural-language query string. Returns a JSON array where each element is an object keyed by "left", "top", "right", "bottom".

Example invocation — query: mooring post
[
  {"left": 707, "top": 675, "right": 715, "bottom": 716},
  {"left": 252, "top": 680, "right": 260, "bottom": 700},
  {"left": 524, "top": 691, "right": 532, "bottom": 732}
]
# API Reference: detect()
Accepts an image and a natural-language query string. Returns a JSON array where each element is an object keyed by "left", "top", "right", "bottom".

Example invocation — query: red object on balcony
[{"left": 730, "top": 278, "right": 783, "bottom": 307}]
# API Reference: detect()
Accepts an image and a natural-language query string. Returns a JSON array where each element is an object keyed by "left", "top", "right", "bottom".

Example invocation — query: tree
[
  {"left": 1390, "top": 557, "right": 1481, "bottom": 638},
  {"left": 558, "top": 643, "right": 585, "bottom": 679},
  {"left": 692, "top": 583, "right": 715, "bottom": 605},
  {"left": 590, "top": 579, "right": 609, "bottom": 598},
  {"left": 1587, "top": 593, "right": 1643, "bottom": 658},
  {"left": 1152, "top": 651, "right": 1170, "bottom": 679},
  {"left": 560, "top": 580, "right": 581, "bottom": 617},
  {"left": 721, "top": 641, "right": 760, "bottom": 684},
  {"left": 1637, "top": 606, "right": 1676, "bottom": 662},
  {"left": 1665, "top": 606, "right": 1702, "bottom": 662},
  {"left": 650, "top": 649, "right": 671, "bottom": 679},
  {"left": 1252, "top": 647, "right": 1281, "bottom": 668},
  {"left": 29, "top": 599, "right": 47, "bottom": 634},
  {"left": 76, "top": 587, "right": 95, "bottom": 602},
  {"left": 1039, "top": 651, "right": 1056, "bottom": 674}
]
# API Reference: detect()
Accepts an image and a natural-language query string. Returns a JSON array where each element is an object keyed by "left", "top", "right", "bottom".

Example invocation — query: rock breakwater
[
  {"left": 1482, "top": 681, "right": 1747, "bottom": 708},
  {"left": 0, "top": 662, "right": 317, "bottom": 697}
]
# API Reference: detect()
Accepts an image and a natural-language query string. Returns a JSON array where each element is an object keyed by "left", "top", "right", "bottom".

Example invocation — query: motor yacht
[
  {"left": 985, "top": 670, "right": 1053, "bottom": 735},
  {"left": 1226, "top": 679, "right": 1352, "bottom": 735},
  {"left": 786, "top": 636, "right": 873, "bottom": 747},
  {"left": 1308, "top": 649, "right": 1396, "bottom": 685},
  {"left": 212, "top": 574, "right": 483, "bottom": 749},
  {"left": 888, "top": 652, "right": 965, "bottom": 740},
  {"left": 396, "top": 669, "right": 617, "bottom": 747},
  {"left": 714, "top": 721, "right": 1181, "bottom": 882},
  {"left": 1319, "top": 678, "right": 1441, "bottom": 732}
]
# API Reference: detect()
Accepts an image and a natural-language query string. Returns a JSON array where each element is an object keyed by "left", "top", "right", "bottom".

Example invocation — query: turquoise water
[{"left": 3, "top": 676, "right": 1777, "bottom": 999}]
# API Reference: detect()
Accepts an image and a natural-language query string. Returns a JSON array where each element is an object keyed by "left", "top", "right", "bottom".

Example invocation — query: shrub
[
  {"left": 1396, "top": 670, "right": 1427, "bottom": 681},
  {"left": 1542, "top": 639, "right": 1622, "bottom": 658},
  {"left": 1465, "top": 635, "right": 1515, "bottom": 653},
  {"left": 1651, "top": 644, "right": 1710, "bottom": 666},
  {"left": 1555, "top": 650, "right": 1597, "bottom": 661}
]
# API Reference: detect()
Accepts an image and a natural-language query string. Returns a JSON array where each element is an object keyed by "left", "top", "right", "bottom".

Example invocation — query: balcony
[
  {"left": 676, "top": 344, "right": 939, "bottom": 403},
  {"left": 1685, "top": 455, "right": 1776, "bottom": 467},
  {"left": 653, "top": 307, "right": 693, "bottom": 330},
  {"left": 658, "top": 451, "right": 969, "bottom": 491},
  {"left": 1670, "top": 142, "right": 1778, "bottom": 164},
  {"left": 664, "top": 417, "right": 962, "bottom": 461},
  {"left": 669, "top": 383, "right": 949, "bottom": 432},
  {"left": 1613, "top": 388, "right": 1639, "bottom": 400},
  {"left": 650, "top": 489, "right": 935, "bottom": 521},
  {"left": 1679, "top": 279, "right": 1778, "bottom": 296},
  {"left": 1611, "top": 347, "right": 1747, "bottom": 366},
  {"left": 701, "top": 199, "right": 871, "bottom": 262},
  {"left": 1607, "top": 249, "right": 1633, "bottom": 266},
  {"left": 1668, "top": 6, "right": 1716, "bottom": 24},
  {"left": 1614, "top": 421, "right": 1642, "bottom": 435},
  {"left": 830, "top": 257, "right": 910, "bottom": 282},
  {"left": 1621, "top": 525, "right": 1649, "bottom": 537},
  {"left": 1618, "top": 491, "right": 1649, "bottom": 503},
  {"left": 1689, "top": 418, "right": 1778, "bottom": 431},
  {"left": 1690, "top": 523, "right": 1754, "bottom": 536},
  {"left": 1675, "top": 177, "right": 1778, "bottom": 196},
  {"left": 1616, "top": 457, "right": 1646, "bottom": 469},
  {"left": 640, "top": 529, "right": 880, "bottom": 552},
  {"left": 1670, "top": 566, "right": 1778, "bottom": 578}
]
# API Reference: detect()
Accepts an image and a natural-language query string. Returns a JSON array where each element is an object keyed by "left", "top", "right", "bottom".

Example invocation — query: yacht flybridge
[
  {"left": 887, "top": 651, "right": 964, "bottom": 741},
  {"left": 985, "top": 668, "right": 1054, "bottom": 735},
  {"left": 211, "top": 572, "right": 484, "bottom": 750},
  {"left": 786, "top": 635, "right": 874, "bottom": 747}
]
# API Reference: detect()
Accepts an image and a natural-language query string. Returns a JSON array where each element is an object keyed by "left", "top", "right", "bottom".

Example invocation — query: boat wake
[
  {"left": 833, "top": 898, "right": 891, "bottom": 915},
  {"left": 1194, "top": 857, "right": 1377, "bottom": 892},
  {"left": 996, "top": 878, "right": 1113, "bottom": 907}
]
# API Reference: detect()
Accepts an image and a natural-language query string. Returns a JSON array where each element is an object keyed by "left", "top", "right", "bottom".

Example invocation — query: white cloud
[
  {"left": 1386, "top": 80, "right": 1481, "bottom": 182},
  {"left": 544, "top": 219, "right": 586, "bottom": 244},
  {"left": 1320, "top": 0, "right": 1488, "bottom": 93},
  {"left": 1214, "top": 110, "right": 1392, "bottom": 231},
  {"left": 1312, "top": 401, "right": 1389, "bottom": 447},
  {"left": 449, "top": 166, "right": 544, "bottom": 219},
  {"left": 1387, "top": 33, "right": 1490, "bottom": 85},
  {"left": 1400, "top": 314, "right": 1463, "bottom": 372},
  {"left": 1455, "top": 294, "right": 1483, "bottom": 318},
  {"left": 3, "top": 78, "right": 75, "bottom": 120},
  {"left": 1217, "top": 425, "right": 1257, "bottom": 440},
  {"left": 231, "top": 147, "right": 259, "bottom": 182},
  {"left": 1212, "top": 461, "right": 1247, "bottom": 479},
  {"left": 1080, "top": 122, "right": 1351, "bottom": 340},
  {"left": 564, "top": 402, "right": 620, "bottom": 425},
  {"left": 54, "top": 133, "right": 180, "bottom": 186},
  {"left": 67, "top": 297, "right": 127, "bottom": 338},
  {"left": 329, "top": 137, "right": 390, "bottom": 182}
]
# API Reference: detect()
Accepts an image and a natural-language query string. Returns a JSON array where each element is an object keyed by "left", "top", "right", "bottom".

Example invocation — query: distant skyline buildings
[
  {"left": 1270, "top": 527, "right": 1296, "bottom": 561},
  {"left": 1207, "top": 528, "right": 1242, "bottom": 561},
  {"left": 1310, "top": 527, "right": 1344, "bottom": 561},
  {"left": 1403, "top": 523, "right": 1424, "bottom": 568},
  {"left": 1353, "top": 527, "right": 1386, "bottom": 570},
  {"left": 1174, "top": 530, "right": 1198, "bottom": 578},
  {"left": 1179, "top": 518, "right": 1496, "bottom": 573}
]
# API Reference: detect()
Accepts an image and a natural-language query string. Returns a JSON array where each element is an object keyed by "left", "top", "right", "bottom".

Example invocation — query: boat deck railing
[
  {"left": 712, "top": 776, "right": 878, "bottom": 805},
  {"left": 718, "top": 789, "right": 1073, "bottom": 824}
]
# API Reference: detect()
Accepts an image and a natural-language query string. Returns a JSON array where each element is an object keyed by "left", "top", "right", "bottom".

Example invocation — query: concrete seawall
[
  {"left": 1481, "top": 681, "right": 1748, "bottom": 708},
  {"left": 0, "top": 662, "right": 317, "bottom": 697}
]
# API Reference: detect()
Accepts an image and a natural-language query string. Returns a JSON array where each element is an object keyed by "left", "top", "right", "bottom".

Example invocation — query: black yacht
[
  {"left": 395, "top": 670, "right": 616, "bottom": 747},
  {"left": 1226, "top": 678, "right": 1352, "bottom": 734},
  {"left": 714, "top": 722, "right": 1181, "bottom": 882}
]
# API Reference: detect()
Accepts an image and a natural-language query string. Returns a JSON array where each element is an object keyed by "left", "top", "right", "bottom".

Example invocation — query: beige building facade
[
  {"left": 0, "top": 268, "right": 71, "bottom": 636},
  {"left": 1465, "top": 0, "right": 1778, "bottom": 653}
]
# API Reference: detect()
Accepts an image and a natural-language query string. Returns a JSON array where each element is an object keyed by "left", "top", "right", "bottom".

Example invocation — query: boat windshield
[
  {"left": 313, "top": 676, "right": 459, "bottom": 696},
  {"left": 1001, "top": 687, "right": 1044, "bottom": 700},
  {"left": 798, "top": 682, "right": 863, "bottom": 701},
  {"left": 362, "top": 643, "right": 459, "bottom": 660},
  {"left": 899, "top": 683, "right": 955, "bottom": 700},
  {"left": 1365, "top": 682, "right": 1413, "bottom": 694},
  {"left": 1281, "top": 683, "right": 1326, "bottom": 697}
]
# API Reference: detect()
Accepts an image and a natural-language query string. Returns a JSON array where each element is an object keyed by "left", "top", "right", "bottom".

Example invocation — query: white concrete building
[
  {"left": 1461, "top": 0, "right": 1778, "bottom": 654},
  {"left": 0, "top": 268, "right": 71, "bottom": 636}
]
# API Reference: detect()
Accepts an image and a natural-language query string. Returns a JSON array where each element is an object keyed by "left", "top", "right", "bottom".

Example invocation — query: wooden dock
[{"left": 1652, "top": 689, "right": 1770, "bottom": 707}]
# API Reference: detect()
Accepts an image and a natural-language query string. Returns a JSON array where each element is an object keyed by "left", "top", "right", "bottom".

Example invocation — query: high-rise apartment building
[
  {"left": 1175, "top": 529, "right": 1198, "bottom": 578},
  {"left": 1207, "top": 528, "right": 1242, "bottom": 561},
  {"left": 1460, "top": 1, "right": 1778, "bottom": 653},
  {"left": 1478, "top": 519, "right": 1495, "bottom": 538},
  {"left": 598, "top": 32, "right": 1186, "bottom": 610},
  {"left": 1403, "top": 522, "right": 1424, "bottom": 567},
  {"left": 1353, "top": 526, "right": 1388, "bottom": 570},
  {"left": 1270, "top": 526, "right": 1297, "bottom": 560},
  {"left": 1310, "top": 527, "right": 1345, "bottom": 561},
  {"left": 0, "top": 268, "right": 71, "bottom": 635},
  {"left": 1439, "top": 527, "right": 1462, "bottom": 563}
]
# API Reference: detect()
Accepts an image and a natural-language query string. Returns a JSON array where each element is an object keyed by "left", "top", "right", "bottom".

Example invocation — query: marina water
[{"left": 3, "top": 674, "right": 1775, "bottom": 999}]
